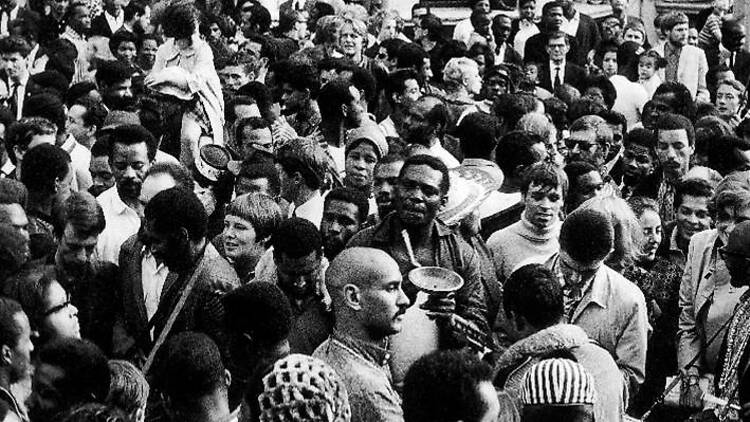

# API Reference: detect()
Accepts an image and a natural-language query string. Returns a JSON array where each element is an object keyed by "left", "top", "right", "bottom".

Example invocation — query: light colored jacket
[{"left": 654, "top": 43, "right": 710, "bottom": 103}]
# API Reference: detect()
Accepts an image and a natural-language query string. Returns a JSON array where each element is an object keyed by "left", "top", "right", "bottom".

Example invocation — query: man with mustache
[
  {"left": 321, "top": 187, "right": 369, "bottom": 261},
  {"left": 313, "top": 247, "right": 410, "bottom": 422},
  {"left": 653, "top": 112, "right": 695, "bottom": 224},
  {"left": 373, "top": 152, "right": 405, "bottom": 221},
  {"left": 95, "top": 124, "right": 153, "bottom": 264},
  {"left": 348, "top": 154, "right": 490, "bottom": 341}
]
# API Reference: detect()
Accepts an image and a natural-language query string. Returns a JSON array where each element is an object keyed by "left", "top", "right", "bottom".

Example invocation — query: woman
[
  {"left": 578, "top": 195, "right": 642, "bottom": 273},
  {"left": 624, "top": 197, "right": 683, "bottom": 419},
  {"left": 715, "top": 78, "right": 746, "bottom": 129},
  {"left": 218, "top": 193, "right": 283, "bottom": 283},
  {"left": 343, "top": 123, "right": 387, "bottom": 214}
]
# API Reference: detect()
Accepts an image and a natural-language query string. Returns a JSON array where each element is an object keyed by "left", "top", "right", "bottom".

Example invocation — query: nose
[
  {"left": 329, "top": 220, "right": 341, "bottom": 234},
  {"left": 665, "top": 146, "right": 677, "bottom": 159},
  {"left": 396, "top": 286, "right": 409, "bottom": 307}
]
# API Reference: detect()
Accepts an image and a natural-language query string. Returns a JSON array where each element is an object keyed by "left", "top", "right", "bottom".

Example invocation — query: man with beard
[
  {"left": 348, "top": 154, "right": 490, "bottom": 340},
  {"left": 53, "top": 191, "right": 118, "bottom": 354},
  {"left": 654, "top": 12, "right": 709, "bottom": 102},
  {"left": 654, "top": 113, "right": 695, "bottom": 224},
  {"left": 133, "top": 188, "right": 239, "bottom": 361},
  {"left": 379, "top": 69, "right": 421, "bottom": 139},
  {"left": 0, "top": 298, "right": 34, "bottom": 421},
  {"left": 316, "top": 78, "right": 367, "bottom": 175},
  {"left": 95, "top": 60, "right": 134, "bottom": 111},
  {"left": 278, "top": 61, "right": 321, "bottom": 138},
  {"left": 565, "top": 115, "right": 615, "bottom": 172},
  {"left": 321, "top": 187, "right": 369, "bottom": 260},
  {"left": 313, "top": 247, "right": 409, "bottom": 422},
  {"left": 254, "top": 217, "right": 332, "bottom": 354},
  {"left": 373, "top": 152, "right": 405, "bottom": 221},
  {"left": 402, "top": 96, "right": 460, "bottom": 168}
]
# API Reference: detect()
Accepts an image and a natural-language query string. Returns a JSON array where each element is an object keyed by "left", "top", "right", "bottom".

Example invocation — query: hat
[
  {"left": 485, "top": 65, "right": 510, "bottom": 83},
  {"left": 146, "top": 67, "right": 196, "bottom": 101},
  {"left": 258, "top": 354, "right": 351, "bottom": 422},
  {"left": 438, "top": 170, "right": 487, "bottom": 226},
  {"left": 521, "top": 358, "right": 597, "bottom": 407},
  {"left": 455, "top": 164, "right": 504, "bottom": 193},
  {"left": 345, "top": 121, "right": 388, "bottom": 159},
  {"left": 100, "top": 110, "right": 141, "bottom": 132},
  {"left": 196, "top": 144, "right": 231, "bottom": 182}
]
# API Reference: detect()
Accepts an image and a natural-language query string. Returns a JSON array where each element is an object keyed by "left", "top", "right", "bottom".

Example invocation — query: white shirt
[
  {"left": 453, "top": 18, "right": 475, "bottom": 48},
  {"left": 494, "top": 43, "right": 507, "bottom": 65},
  {"left": 9, "top": 73, "right": 27, "bottom": 120},
  {"left": 291, "top": 190, "right": 325, "bottom": 228},
  {"left": 549, "top": 60, "right": 566, "bottom": 89},
  {"left": 104, "top": 10, "right": 123, "bottom": 34},
  {"left": 96, "top": 186, "right": 141, "bottom": 264},
  {"left": 378, "top": 116, "right": 398, "bottom": 138},
  {"left": 610, "top": 74, "right": 648, "bottom": 129},
  {"left": 428, "top": 141, "right": 460, "bottom": 169},
  {"left": 141, "top": 249, "right": 168, "bottom": 322},
  {"left": 563, "top": 11, "right": 580, "bottom": 37},
  {"left": 513, "top": 19, "right": 539, "bottom": 59},
  {"left": 0, "top": 5, "right": 18, "bottom": 36},
  {"left": 61, "top": 134, "right": 93, "bottom": 191}
]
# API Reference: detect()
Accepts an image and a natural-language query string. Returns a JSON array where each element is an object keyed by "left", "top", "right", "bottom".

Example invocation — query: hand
[
  {"left": 680, "top": 378, "right": 704, "bottom": 409},
  {"left": 420, "top": 293, "right": 456, "bottom": 315}
]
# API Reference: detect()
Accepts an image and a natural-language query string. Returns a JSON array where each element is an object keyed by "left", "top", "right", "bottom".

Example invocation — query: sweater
[{"left": 486, "top": 214, "right": 561, "bottom": 281}]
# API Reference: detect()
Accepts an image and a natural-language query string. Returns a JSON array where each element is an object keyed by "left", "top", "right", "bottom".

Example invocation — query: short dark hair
[
  {"left": 61, "top": 191, "right": 106, "bottom": 238},
  {"left": 324, "top": 187, "right": 370, "bottom": 223},
  {"left": 560, "top": 207, "right": 614, "bottom": 263},
  {"left": 317, "top": 78, "right": 356, "bottom": 122},
  {"left": 236, "top": 161, "right": 280, "bottom": 196},
  {"left": 235, "top": 116, "right": 269, "bottom": 142},
  {"left": 567, "top": 98, "right": 606, "bottom": 122},
  {"left": 624, "top": 127, "right": 657, "bottom": 150},
  {"left": 419, "top": 13, "right": 444, "bottom": 42},
  {"left": 456, "top": 112, "right": 500, "bottom": 159},
  {"left": 495, "top": 130, "right": 546, "bottom": 176},
  {"left": 5, "top": 117, "right": 57, "bottom": 164},
  {"left": 107, "top": 124, "right": 157, "bottom": 162},
  {"left": 73, "top": 98, "right": 108, "bottom": 129},
  {"left": 660, "top": 11, "right": 688, "bottom": 33},
  {"left": 675, "top": 177, "right": 714, "bottom": 210},
  {"left": 563, "top": 161, "right": 599, "bottom": 204},
  {"left": 403, "top": 350, "right": 493, "bottom": 422},
  {"left": 0, "top": 297, "right": 23, "bottom": 349},
  {"left": 38, "top": 338, "right": 111, "bottom": 406},
  {"left": 159, "top": 2, "right": 198, "bottom": 39},
  {"left": 276, "top": 138, "right": 330, "bottom": 191},
  {"left": 653, "top": 82, "right": 696, "bottom": 121},
  {"left": 222, "top": 282, "right": 292, "bottom": 347},
  {"left": 380, "top": 38, "right": 406, "bottom": 60},
  {"left": 410, "top": 96, "right": 450, "bottom": 146},
  {"left": 153, "top": 332, "right": 226, "bottom": 406},
  {"left": 123, "top": 1, "right": 145, "bottom": 20},
  {"left": 583, "top": 75, "right": 617, "bottom": 110},
  {"left": 0, "top": 35, "right": 30, "bottom": 57},
  {"left": 20, "top": 144, "right": 70, "bottom": 195},
  {"left": 65, "top": 81, "right": 98, "bottom": 107},
  {"left": 400, "top": 154, "right": 450, "bottom": 195},
  {"left": 279, "top": 61, "right": 320, "bottom": 97},
  {"left": 23, "top": 93, "right": 66, "bottom": 135},
  {"left": 106, "top": 360, "right": 149, "bottom": 415},
  {"left": 385, "top": 69, "right": 420, "bottom": 107},
  {"left": 95, "top": 61, "right": 133, "bottom": 88},
  {"left": 225, "top": 96, "right": 257, "bottom": 124},
  {"left": 521, "top": 161, "right": 569, "bottom": 197},
  {"left": 654, "top": 112, "right": 695, "bottom": 146},
  {"left": 271, "top": 217, "right": 322, "bottom": 259},
  {"left": 144, "top": 187, "right": 208, "bottom": 241},
  {"left": 493, "top": 93, "right": 537, "bottom": 129},
  {"left": 542, "top": 0, "right": 565, "bottom": 16},
  {"left": 503, "top": 264, "right": 564, "bottom": 328},
  {"left": 145, "top": 162, "right": 195, "bottom": 192},
  {"left": 395, "top": 43, "right": 429, "bottom": 72},
  {"left": 108, "top": 30, "right": 138, "bottom": 57}
]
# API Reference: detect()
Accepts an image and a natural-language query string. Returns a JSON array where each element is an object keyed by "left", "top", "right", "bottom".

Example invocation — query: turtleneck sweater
[{"left": 487, "top": 212, "right": 562, "bottom": 281}]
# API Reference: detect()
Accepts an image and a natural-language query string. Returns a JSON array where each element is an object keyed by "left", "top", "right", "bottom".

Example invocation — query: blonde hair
[
  {"left": 579, "top": 195, "right": 643, "bottom": 271},
  {"left": 442, "top": 57, "right": 479, "bottom": 92}
]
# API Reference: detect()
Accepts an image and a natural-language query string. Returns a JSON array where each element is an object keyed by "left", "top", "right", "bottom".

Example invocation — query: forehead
[
  {"left": 375, "top": 161, "right": 403, "bottom": 177},
  {"left": 625, "top": 143, "right": 652, "bottom": 154},
  {"left": 325, "top": 199, "right": 360, "bottom": 217},
  {"left": 680, "top": 194, "right": 710, "bottom": 208},
  {"left": 220, "top": 65, "right": 247, "bottom": 75},
  {"left": 348, "top": 141, "right": 377, "bottom": 156},
  {"left": 401, "top": 163, "right": 444, "bottom": 186},
  {"left": 528, "top": 182, "right": 562, "bottom": 194},
  {"left": 112, "top": 141, "right": 148, "bottom": 158},
  {"left": 276, "top": 251, "right": 319, "bottom": 271},
  {"left": 657, "top": 129, "right": 689, "bottom": 144},
  {"left": 718, "top": 83, "right": 741, "bottom": 94}
]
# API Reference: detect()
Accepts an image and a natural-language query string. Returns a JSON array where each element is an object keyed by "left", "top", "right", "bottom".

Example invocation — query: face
[
  {"left": 280, "top": 82, "right": 308, "bottom": 115},
  {"left": 399, "top": 79, "right": 421, "bottom": 105},
  {"left": 546, "top": 36, "right": 569, "bottom": 62},
  {"left": 69, "top": 5, "right": 90, "bottom": 33},
  {"left": 49, "top": 0, "right": 68, "bottom": 16},
  {"left": 358, "top": 262, "right": 409, "bottom": 337},
  {"left": 222, "top": 214, "right": 265, "bottom": 265},
  {"left": 396, "top": 164, "right": 445, "bottom": 228},
  {"left": 656, "top": 129, "right": 693, "bottom": 181},
  {"left": 602, "top": 18, "right": 622, "bottom": 41},
  {"left": 374, "top": 161, "right": 403, "bottom": 217},
  {"left": 493, "top": 16, "right": 512, "bottom": 44},
  {"left": 403, "top": 100, "right": 437, "bottom": 144},
  {"left": 676, "top": 194, "right": 711, "bottom": 244},
  {"left": 523, "top": 182, "right": 563, "bottom": 229},
  {"left": 584, "top": 87, "right": 607, "bottom": 109},
  {"left": 421, "top": 58, "right": 433, "bottom": 82},
  {"left": 141, "top": 219, "right": 192, "bottom": 271},
  {"left": 716, "top": 83, "right": 742, "bottom": 118},
  {"left": 687, "top": 27, "right": 699, "bottom": 46},
  {"left": 345, "top": 142, "right": 378, "bottom": 190},
  {"left": 602, "top": 51, "right": 618, "bottom": 78},
  {"left": 235, "top": 176, "right": 271, "bottom": 197},
  {"left": 520, "top": 1, "right": 536, "bottom": 20},
  {"left": 28, "top": 363, "right": 65, "bottom": 422},
  {"left": 219, "top": 65, "right": 251, "bottom": 93},
  {"left": 344, "top": 87, "right": 366, "bottom": 128},
  {"left": 138, "top": 173, "right": 176, "bottom": 208},
  {"left": 194, "top": 184, "right": 217, "bottom": 216},
  {"left": 717, "top": 204, "right": 750, "bottom": 245},
  {"left": 66, "top": 104, "right": 89, "bottom": 143},
  {"left": 275, "top": 251, "right": 322, "bottom": 300},
  {"left": 88, "top": 156, "right": 114, "bottom": 196},
  {"left": 624, "top": 28, "right": 644, "bottom": 45},
  {"left": 102, "top": 78, "right": 133, "bottom": 109},
  {"left": 115, "top": 40, "right": 137, "bottom": 63},
  {"left": 465, "top": 66, "right": 483, "bottom": 95},
  {"left": 610, "top": 0, "right": 627, "bottom": 11},
  {"left": 545, "top": 6, "right": 564, "bottom": 31},
  {"left": 239, "top": 127, "right": 273, "bottom": 161},
  {"left": 638, "top": 57, "right": 656, "bottom": 80},
  {"left": 42, "top": 280, "right": 80, "bottom": 340},
  {"left": 525, "top": 64, "right": 539, "bottom": 82},
  {"left": 566, "top": 130, "right": 606, "bottom": 167},
  {"left": 9, "top": 312, "right": 33, "bottom": 384},
  {"left": 570, "top": 171, "right": 604, "bottom": 211},
  {"left": 471, "top": 54, "right": 486, "bottom": 78},
  {"left": 381, "top": 18, "right": 397, "bottom": 39},
  {"left": 57, "top": 224, "right": 97, "bottom": 276},
  {"left": 638, "top": 209, "right": 662, "bottom": 262},
  {"left": 622, "top": 143, "right": 655, "bottom": 183},
  {"left": 339, "top": 24, "right": 363, "bottom": 58},
  {"left": 474, "top": 0, "right": 490, "bottom": 12},
  {"left": 321, "top": 199, "right": 362, "bottom": 259},
  {"left": 0, "top": 203, "right": 29, "bottom": 243},
  {"left": 1, "top": 52, "right": 27, "bottom": 81},
  {"left": 484, "top": 74, "right": 508, "bottom": 100},
  {"left": 111, "top": 141, "right": 150, "bottom": 201},
  {"left": 668, "top": 22, "right": 689, "bottom": 46},
  {"left": 139, "top": 39, "right": 158, "bottom": 68}
]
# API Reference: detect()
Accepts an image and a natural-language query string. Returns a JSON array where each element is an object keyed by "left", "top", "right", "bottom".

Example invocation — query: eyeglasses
[
  {"left": 719, "top": 247, "right": 750, "bottom": 263},
  {"left": 42, "top": 296, "right": 72, "bottom": 317},
  {"left": 564, "top": 138, "right": 598, "bottom": 151}
]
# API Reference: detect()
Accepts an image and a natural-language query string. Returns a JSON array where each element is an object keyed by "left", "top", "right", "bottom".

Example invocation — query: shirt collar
[
  {"left": 0, "top": 159, "right": 14, "bottom": 176},
  {"left": 587, "top": 266, "right": 611, "bottom": 309},
  {"left": 103, "top": 185, "right": 135, "bottom": 216},
  {"left": 60, "top": 134, "right": 77, "bottom": 154},
  {"left": 332, "top": 330, "right": 390, "bottom": 367},
  {"left": 669, "top": 224, "right": 682, "bottom": 253}
]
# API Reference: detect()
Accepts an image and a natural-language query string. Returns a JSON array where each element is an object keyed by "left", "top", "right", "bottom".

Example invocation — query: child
[
  {"left": 638, "top": 50, "right": 666, "bottom": 98},
  {"left": 698, "top": 0, "right": 731, "bottom": 50}
]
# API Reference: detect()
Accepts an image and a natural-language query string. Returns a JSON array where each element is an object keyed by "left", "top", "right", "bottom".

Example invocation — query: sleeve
[
  {"left": 616, "top": 288, "right": 649, "bottom": 397},
  {"left": 677, "top": 235, "right": 702, "bottom": 375},
  {"left": 455, "top": 244, "right": 490, "bottom": 335},
  {"left": 696, "top": 48, "right": 710, "bottom": 103}
]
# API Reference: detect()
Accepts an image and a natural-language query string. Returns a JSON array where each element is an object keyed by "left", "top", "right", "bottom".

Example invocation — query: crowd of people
[{"left": 1, "top": 0, "right": 750, "bottom": 420}]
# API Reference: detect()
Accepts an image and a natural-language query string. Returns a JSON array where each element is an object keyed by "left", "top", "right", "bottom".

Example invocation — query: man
[
  {"left": 0, "top": 179, "right": 28, "bottom": 244},
  {"left": 482, "top": 66, "right": 513, "bottom": 107},
  {"left": 217, "top": 53, "right": 253, "bottom": 96},
  {"left": 88, "top": 140, "right": 114, "bottom": 197},
  {"left": 95, "top": 60, "right": 134, "bottom": 111},
  {"left": 494, "top": 264, "right": 625, "bottom": 422},
  {"left": 510, "top": 0, "right": 539, "bottom": 60},
  {"left": 561, "top": 0, "right": 600, "bottom": 66},
  {"left": 96, "top": 124, "right": 154, "bottom": 264},
  {"left": 230, "top": 161, "right": 279, "bottom": 198},
  {"left": 453, "top": 0, "right": 491, "bottom": 48},
  {"left": 0, "top": 298, "right": 34, "bottom": 421},
  {"left": 712, "top": 19, "right": 750, "bottom": 87},
  {"left": 403, "top": 350, "right": 500, "bottom": 422},
  {"left": 233, "top": 117, "right": 273, "bottom": 162},
  {"left": 54, "top": 191, "right": 118, "bottom": 354},
  {"left": 0, "top": 0, "right": 39, "bottom": 37},
  {"left": 563, "top": 161, "right": 605, "bottom": 213},
  {"left": 153, "top": 333, "right": 233, "bottom": 422},
  {"left": 545, "top": 207, "right": 649, "bottom": 397},
  {"left": 313, "top": 247, "right": 409, "bottom": 422},
  {"left": 90, "top": 0, "right": 124, "bottom": 37},
  {"left": 653, "top": 113, "right": 695, "bottom": 225},
  {"left": 654, "top": 12, "right": 709, "bottom": 102},
  {"left": 565, "top": 115, "right": 615, "bottom": 171},
  {"left": 402, "top": 96, "right": 460, "bottom": 168},
  {"left": 524, "top": 2, "right": 583, "bottom": 66},
  {"left": 380, "top": 69, "right": 421, "bottom": 139},
  {"left": 279, "top": 61, "right": 321, "bottom": 138},
  {"left": 491, "top": 14, "right": 522, "bottom": 66},
  {"left": 0, "top": 36, "right": 40, "bottom": 120},
  {"left": 349, "top": 154, "right": 489, "bottom": 337},
  {"left": 321, "top": 187, "right": 369, "bottom": 260},
  {"left": 535, "top": 31, "right": 586, "bottom": 94},
  {"left": 373, "top": 152, "right": 404, "bottom": 221},
  {"left": 59, "top": 1, "right": 91, "bottom": 84},
  {"left": 28, "top": 338, "right": 110, "bottom": 422},
  {"left": 254, "top": 217, "right": 332, "bottom": 355},
  {"left": 656, "top": 178, "right": 713, "bottom": 270},
  {"left": 316, "top": 78, "right": 367, "bottom": 173},
  {"left": 275, "top": 138, "right": 330, "bottom": 228}
]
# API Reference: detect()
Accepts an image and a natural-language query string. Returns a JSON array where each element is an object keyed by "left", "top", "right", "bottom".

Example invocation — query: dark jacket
[
  {"left": 537, "top": 61, "right": 587, "bottom": 93},
  {"left": 572, "top": 13, "right": 601, "bottom": 65},
  {"left": 90, "top": 12, "right": 118, "bottom": 38}
]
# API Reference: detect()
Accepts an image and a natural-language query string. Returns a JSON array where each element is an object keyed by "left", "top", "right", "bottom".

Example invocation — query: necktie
[
  {"left": 554, "top": 66, "right": 561, "bottom": 90},
  {"left": 8, "top": 83, "right": 17, "bottom": 118},
  {"left": 730, "top": 52, "right": 735, "bottom": 68}
]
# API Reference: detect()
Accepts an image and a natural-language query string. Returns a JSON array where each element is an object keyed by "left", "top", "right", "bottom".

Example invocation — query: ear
[
  {"left": 341, "top": 103, "right": 349, "bottom": 117},
  {"left": 179, "top": 227, "right": 190, "bottom": 242},
  {"left": 343, "top": 283, "right": 362, "bottom": 310},
  {"left": 0, "top": 344, "right": 12, "bottom": 367},
  {"left": 223, "top": 369, "right": 232, "bottom": 389},
  {"left": 440, "top": 194, "right": 448, "bottom": 207},
  {"left": 12, "top": 145, "right": 22, "bottom": 161}
]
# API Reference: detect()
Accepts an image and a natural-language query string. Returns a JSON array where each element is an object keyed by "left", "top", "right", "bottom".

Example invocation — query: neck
[
  {"left": 552, "top": 58, "right": 564, "bottom": 65},
  {"left": 347, "top": 51, "right": 362, "bottom": 64},
  {"left": 501, "top": 178, "right": 521, "bottom": 192},
  {"left": 320, "top": 120, "right": 343, "bottom": 146},
  {"left": 0, "top": 370, "right": 10, "bottom": 391},
  {"left": 293, "top": 186, "right": 317, "bottom": 208},
  {"left": 177, "top": 392, "right": 231, "bottom": 422},
  {"left": 404, "top": 218, "right": 435, "bottom": 246},
  {"left": 676, "top": 231, "right": 690, "bottom": 254},
  {"left": 117, "top": 189, "right": 143, "bottom": 212},
  {"left": 335, "top": 318, "right": 386, "bottom": 345}
]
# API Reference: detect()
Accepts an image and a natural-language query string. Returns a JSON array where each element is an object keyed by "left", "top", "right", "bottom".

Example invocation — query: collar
[
  {"left": 495, "top": 324, "right": 589, "bottom": 369},
  {"left": 519, "top": 19, "right": 536, "bottom": 29},
  {"left": 603, "top": 147, "right": 623, "bottom": 175},
  {"left": 331, "top": 330, "right": 390, "bottom": 367},
  {"left": 369, "top": 212, "right": 452, "bottom": 245},
  {"left": 669, "top": 223, "right": 682, "bottom": 254},
  {"left": 586, "top": 265, "right": 612, "bottom": 309},
  {"left": 550, "top": 60, "right": 565, "bottom": 70},
  {"left": 294, "top": 190, "right": 323, "bottom": 213},
  {"left": 0, "top": 385, "right": 24, "bottom": 421},
  {"left": 0, "top": 159, "right": 14, "bottom": 176},
  {"left": 164, "top": 35, "right": 200, "bottom": 62},
  {"left": 102, "top": 185, "right": 135, "bottom": 216},
  {"left": 665, "top": 41, "right": 683, "bottom": 56},
  {"left": 142, "top": 248, "right": 168, "bottom": 272},
  {"left": 105, "top": 9, "right": 122, "bottom": 19},
  {"left": 60, "top": 134, "right": 77, "bottom": 154}
]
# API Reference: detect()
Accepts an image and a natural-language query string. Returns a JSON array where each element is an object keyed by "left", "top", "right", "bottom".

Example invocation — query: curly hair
[
  {"left": 503, "top": 264, "right": 564, "bottom": 328},
  {"left": 159, "top": 0, "right": 198, "bottom": 40}
]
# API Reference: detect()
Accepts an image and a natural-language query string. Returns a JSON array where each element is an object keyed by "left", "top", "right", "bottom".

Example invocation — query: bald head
[{"left": 327, "top": 247, "right": 401, "bottom": 293}]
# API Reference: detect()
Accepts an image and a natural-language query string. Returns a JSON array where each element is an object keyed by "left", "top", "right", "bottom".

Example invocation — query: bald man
[{"left": 313, "top": 247, "right": 408, "bottom": 422}]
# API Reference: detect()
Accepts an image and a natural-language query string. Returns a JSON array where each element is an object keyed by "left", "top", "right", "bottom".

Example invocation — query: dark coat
[
  {"left": 90, "top": 12, "right": 118, "bottom": 38},
  {"left": 572, "top": 13, "right": 601, "bottom": 65},
  {"left": 537, "top": 61, "right": 587, "bottom": 93}
]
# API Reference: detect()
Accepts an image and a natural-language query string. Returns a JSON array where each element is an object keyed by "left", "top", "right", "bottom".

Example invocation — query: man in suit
[
  {"left": 491, "top": 14, "right": 522, "bottom": 66},
  {"left": 653, "top": 12, "right": 709, "bottom": 102},
  {"left": 561, "top": 0, "right": 600, "bottom": 66},
  {"left": 0, "top": 0, "right": 39, "bottom": 36},
  {"left": 0, "top": 36, "right": 42, "bottom": 120},
  {"left": 90, "top": 0, "right": 124, "bottom": 37},
  {"left": 537, "top": 31, "right": 587, "bottom": 93},
  {"left": 709, "top": 19, "right": 750, "bottom": 88},
  {"left": 525, "top": 1, "right": 583, "bottom": 67}
]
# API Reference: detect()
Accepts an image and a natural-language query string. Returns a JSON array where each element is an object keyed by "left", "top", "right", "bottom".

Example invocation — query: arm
[
  {"left": 696, "top": 48, "right": 710, "bottom": 103},
  {"left": 454, "top": 246, "right": 490, "bottom": 335},
  {"left": 615, "top": 289, "right": 649, "bottom": 398},
  {"left": 676, "top": 236, "right": 702, "bottom": 375}
]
